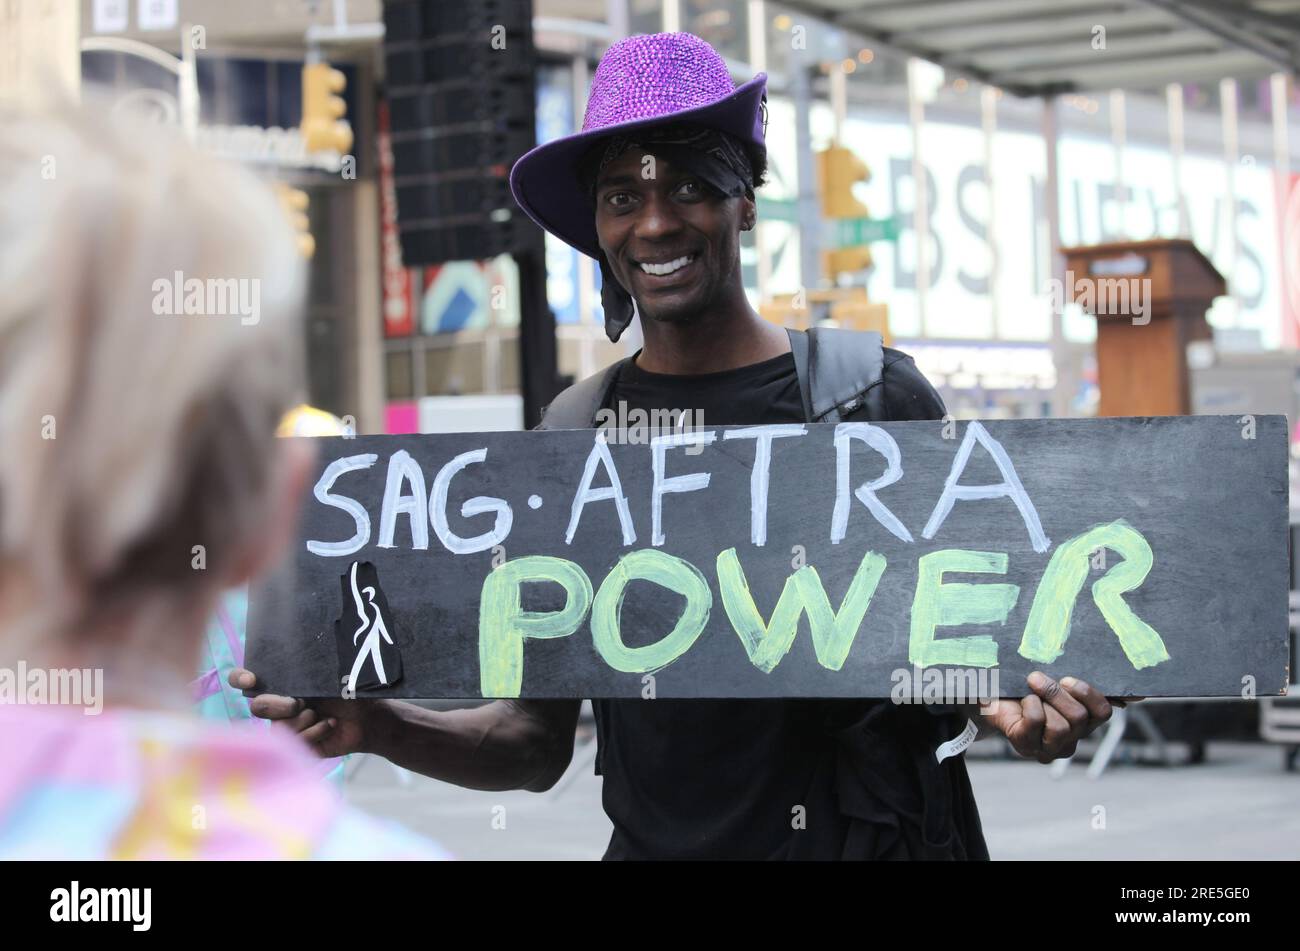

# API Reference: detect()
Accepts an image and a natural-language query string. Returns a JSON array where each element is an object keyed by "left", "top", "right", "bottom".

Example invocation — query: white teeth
[{"left": 639, "top": 254, "right": 693, "bottom": 276}]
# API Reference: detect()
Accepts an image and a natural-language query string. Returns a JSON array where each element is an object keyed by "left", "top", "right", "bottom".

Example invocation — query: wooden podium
[{"left": 1061, "top": 239, "right": 1224, "bottom": 417}]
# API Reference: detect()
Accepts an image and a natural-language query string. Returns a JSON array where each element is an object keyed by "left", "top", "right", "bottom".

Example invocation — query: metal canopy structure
[{"left": 780, "top": 0, "right": 1300, "bottom": 96}]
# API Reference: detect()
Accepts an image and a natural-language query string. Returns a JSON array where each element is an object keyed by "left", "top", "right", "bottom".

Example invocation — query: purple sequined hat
[{"left": 510, "top": 32, "right": 767, "bottom": 259}]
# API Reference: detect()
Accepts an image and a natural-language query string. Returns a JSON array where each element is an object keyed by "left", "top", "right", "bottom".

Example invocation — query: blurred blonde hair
[{"left": 0, "top": 96, "right": 306, "bottom": 638}]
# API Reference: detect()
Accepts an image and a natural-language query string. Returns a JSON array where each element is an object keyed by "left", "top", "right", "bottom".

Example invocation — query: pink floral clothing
[{"left": 0, "top": 704, "right": 448, "bottom": 860}]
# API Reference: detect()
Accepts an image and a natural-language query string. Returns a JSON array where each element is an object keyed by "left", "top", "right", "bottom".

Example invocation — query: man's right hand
[
  {"left": 228, "top": 670, "right": 581, "bottom": 792},
  {"left": 228, "top": 667, "right": 368, "bottom": 759}
]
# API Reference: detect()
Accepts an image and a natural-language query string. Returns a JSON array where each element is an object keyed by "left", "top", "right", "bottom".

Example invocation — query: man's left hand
[{"left": 979, "top": 672, "right": 1117, "bottom": 763}]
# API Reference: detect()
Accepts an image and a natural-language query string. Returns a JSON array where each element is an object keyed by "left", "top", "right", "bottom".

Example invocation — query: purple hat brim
[{"left": 510, "top": 73, "right": 767, "bottom": 260}]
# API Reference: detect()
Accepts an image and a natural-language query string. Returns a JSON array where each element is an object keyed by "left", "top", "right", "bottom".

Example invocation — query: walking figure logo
[{"left": 336, "top": 561, "right": 403, "bottom": 696}]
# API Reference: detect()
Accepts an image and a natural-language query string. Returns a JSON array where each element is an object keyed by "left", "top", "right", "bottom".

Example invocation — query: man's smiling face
[{"left": 593, "top": 148, "right": 753, "bottom": 325}]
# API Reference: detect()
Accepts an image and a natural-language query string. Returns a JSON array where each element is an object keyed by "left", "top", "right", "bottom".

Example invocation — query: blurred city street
[{"left": 346, "top": 736, "right": 1300, "bottom": 860}]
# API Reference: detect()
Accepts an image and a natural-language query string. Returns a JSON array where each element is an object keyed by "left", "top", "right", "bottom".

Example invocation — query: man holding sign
[{"left": 238, "top": 33, "right": 1119, "bottom": 860}]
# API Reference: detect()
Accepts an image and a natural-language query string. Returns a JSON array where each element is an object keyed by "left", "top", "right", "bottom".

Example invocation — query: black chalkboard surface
[{"left": 246, "top": 416, "right": 1290, "bottom": 700}]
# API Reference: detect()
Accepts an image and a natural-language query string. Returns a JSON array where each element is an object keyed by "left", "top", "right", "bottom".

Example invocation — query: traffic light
[
  {"left": 301, "top": 62, "right": 353, "bottom": 154},
  {"left": 816, "top": 145, "right": 870, "bottom": 219},
  {"left": 274, "top": 183, "right": 315, "bottom": 258}
]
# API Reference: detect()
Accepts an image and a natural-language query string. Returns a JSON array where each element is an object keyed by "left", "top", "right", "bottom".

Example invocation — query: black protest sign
[{"left": 246, "top": 416, "right": 1290, "bottom": 700}]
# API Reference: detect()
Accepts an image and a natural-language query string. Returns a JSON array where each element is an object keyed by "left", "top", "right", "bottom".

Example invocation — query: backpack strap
[
  {"left": 789, "top": 326, "right": 886, "bottom": 423},
  {"left": 786, "top": 327, "right": 814, "bottom": 422},
  {"left": 535, "top": 358, "right": 628, "bottom": 430}
]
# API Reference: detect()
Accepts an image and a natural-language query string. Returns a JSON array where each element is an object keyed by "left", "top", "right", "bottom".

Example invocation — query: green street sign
[
  {"left": 755, "top": 202, "right": 899, "bottom": 247},
  {"left": 836, "top": 216, "right": 899, "bottom": 246},
  {"left": 756, "top": 197, "right": 799, "bottom": 223}
]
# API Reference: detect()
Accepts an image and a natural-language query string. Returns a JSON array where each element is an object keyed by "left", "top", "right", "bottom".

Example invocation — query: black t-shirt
[{"left": 592, "top": 346, "right": 951, "bottom": 860}]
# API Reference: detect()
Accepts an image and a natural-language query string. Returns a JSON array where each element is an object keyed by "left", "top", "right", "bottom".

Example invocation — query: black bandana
[{"left": 584, "top": 125, "right": 759, "bottom": 343}]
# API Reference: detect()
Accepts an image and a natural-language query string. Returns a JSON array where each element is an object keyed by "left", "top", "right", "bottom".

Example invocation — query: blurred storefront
[
  {"left": 460, "top": 0, "right": 1299, "bottom": 425},
  {"left": 74, "top": 0, "right": 386, "bottom": 432},
  {"left": 63, "top": 0, "right": 1300, "bottom": 432}
]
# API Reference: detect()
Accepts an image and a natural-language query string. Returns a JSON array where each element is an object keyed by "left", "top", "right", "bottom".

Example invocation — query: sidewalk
[
  {"left": 344, "top": 741, "right": 1300, "bottom": 860},
  {"left": 968, "top": 741, "right": 1300, "bottom": 860}
]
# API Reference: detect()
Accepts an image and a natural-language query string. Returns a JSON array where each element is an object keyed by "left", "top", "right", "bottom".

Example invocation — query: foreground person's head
[{"left": 0, "top": 101, "right": 312, "bottom": 701}]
